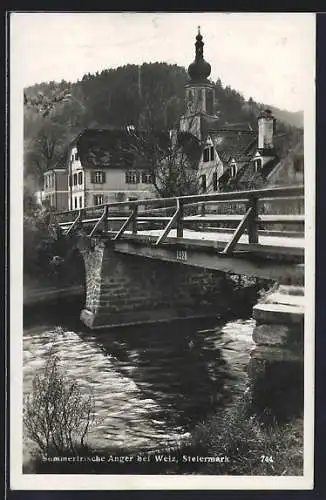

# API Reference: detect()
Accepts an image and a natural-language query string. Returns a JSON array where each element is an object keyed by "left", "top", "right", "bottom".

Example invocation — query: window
[
  {"left": 206, "top": 89, "right": 214, "bottom": 115},
  {"left": 200, "top": 174, "right": 207, "bottom": 193},
  {"left": 73, "top": 173, "right": 78, "bottom": 186},
  {"left": 94, "top": 194, "right": 104, "bottom": 206},
  {"left": 79, "top": 196, "right": 83, "bottom": 208},
  {"left": 75, "top": 152, "right": 80, "bottom": 161},
  {"left": 78, "top": 171, "right": 83, "bottom": 185},
  {"left": 203, "top": 147, "right": 214, "bottom": 162},
  {"left": 125, "top": 170, "right": 140, "bottom": 184},
  {"left": 141, "top": 172, "right": 153, "bottom": 184},
  {"left": 74, "top": 197, "right": 77, "bottom": 209},
  {"left": 255, "top": 159, "right": 262, "bottom": 172},
  {"left": 212, "top": 172, "right": 218, "bottom": 191},
  {"left": 71, "top": 154, "right": 74, "bottom": 162},
  {"left": 203, "top": 148, "right": 210, "bottom": 162},
  {"left": 69, "top": 175, "right": 72, "bottom": 187},
  {"left": 230, "top": 163, "right": 237, "bottom": 178},
  {"left": 91, "top": 171, "right": 106, "bottom": 184},
  {"left": 44, "top": 176, "right": 48, "bottom": 189}
]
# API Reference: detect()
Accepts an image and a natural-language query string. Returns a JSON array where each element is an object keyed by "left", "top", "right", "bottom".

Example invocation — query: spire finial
[{"left": 188, "top": 27, "right": 211, "bottom": 81}]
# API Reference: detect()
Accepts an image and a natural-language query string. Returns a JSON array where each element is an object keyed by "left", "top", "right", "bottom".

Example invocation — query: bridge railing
[{"left": 55, "top": 185, "right": 304, "bottom": 255}]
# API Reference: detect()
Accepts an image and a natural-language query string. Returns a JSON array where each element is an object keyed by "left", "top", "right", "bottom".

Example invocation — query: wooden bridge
[{"left": 55, "top": 185, "right": 304, "bottom": 281}]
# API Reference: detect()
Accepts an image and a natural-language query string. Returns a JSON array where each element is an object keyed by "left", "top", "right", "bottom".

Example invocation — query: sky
[{"left": 10, "top": 12, "right": 315, "bottom": 112}]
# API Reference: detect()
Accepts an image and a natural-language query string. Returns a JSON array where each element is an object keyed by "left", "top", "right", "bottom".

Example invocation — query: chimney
[{"left": 258, "top": 109, "right": 275, "bottom": 152}]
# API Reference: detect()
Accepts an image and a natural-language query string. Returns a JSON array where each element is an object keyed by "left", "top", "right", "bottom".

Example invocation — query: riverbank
[
  {"left": 24, "top": 400, "right": 303, "bottom": 475},
  {"left": 24, "top": 273, "right": 85, "bottom": 307}
]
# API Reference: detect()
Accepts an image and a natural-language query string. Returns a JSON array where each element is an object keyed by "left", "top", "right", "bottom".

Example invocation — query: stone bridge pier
[
  {"left": 76, "top": 237, "right": 235, "bottom": 330},
  {"left": 247, "top": 278, "right": 305, "bottom": 421}
]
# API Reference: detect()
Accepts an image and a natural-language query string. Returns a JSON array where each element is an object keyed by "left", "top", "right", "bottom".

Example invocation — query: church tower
[{"left": 180, "top": 28, "right": 217, "bottom": 139}]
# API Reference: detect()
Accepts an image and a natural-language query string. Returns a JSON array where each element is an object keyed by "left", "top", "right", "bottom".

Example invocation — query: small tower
[{"left": 180, "top": 27, "right": 217, "bottom": 139}]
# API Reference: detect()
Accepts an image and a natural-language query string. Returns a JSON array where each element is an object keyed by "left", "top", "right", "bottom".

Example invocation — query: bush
[
  {"left": 24, "top": 204, "right": 67, "bottom": 281},
  {"left": 24, "top": 347, "right": 97, "bottom": 456},
  {"left": 191, "top": 399, "right": 303, "bottom": 475}
]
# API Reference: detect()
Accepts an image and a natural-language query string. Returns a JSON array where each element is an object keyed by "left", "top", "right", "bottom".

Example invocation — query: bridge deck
[
  {"left": 112, "top": 229, "right": 304, "bottom": 282},
  {"left": 131, "top": 228, "right": 304, "bottom": 250},
  {"left": 57, "top": 185, "right": 304, "bottom": 281}
]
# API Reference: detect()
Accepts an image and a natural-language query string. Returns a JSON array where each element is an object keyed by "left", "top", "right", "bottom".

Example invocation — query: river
[{"left": 23, "top": 300, "right": 256, "bottom": 461}]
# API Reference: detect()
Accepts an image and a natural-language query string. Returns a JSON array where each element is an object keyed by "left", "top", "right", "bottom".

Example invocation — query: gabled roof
[
  {"left": 238, "top": 157, "right": 280, "bottom": 187},
  {"left": 208, "top": 128, "right": 257, "bottom": 166},
  {"left": 75, "top": 128, "right": 169, "bottom": 170},
  {"left": 72, "top": 128, "right": 202, "bottom": 171},
  {"left": 218, "top": 152, "right": 280, "bottom": 191}
]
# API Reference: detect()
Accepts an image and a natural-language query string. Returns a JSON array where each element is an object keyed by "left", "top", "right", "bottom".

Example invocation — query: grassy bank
[{"left": 187, "top": 399, "right": 303, "bottom": 475}]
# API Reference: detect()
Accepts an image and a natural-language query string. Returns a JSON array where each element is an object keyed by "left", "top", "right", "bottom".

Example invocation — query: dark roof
[
  {"left": 238, "top": 157, "right": 280, "bottom": 188},
  {"left": 219, "top": 155, "right": 280, "bottom": 191},
  {"left": 208, "top": 129, "right": 257, "bottom": 166},
  {"left": 217, "top": 124, "right": 303, "bottom": 191},
  {"left": 73, "top": 128, "right": 202, "bottom": 170},
  {"left": 75, "top": 128, "right": 169, "bottom": 170}
]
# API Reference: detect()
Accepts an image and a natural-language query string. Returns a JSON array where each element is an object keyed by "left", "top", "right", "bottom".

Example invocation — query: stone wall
[
  {"left": 247, "top": 283, "right": 304, "bottom": 421},
  {"left": 78, "top": 238, "right": 234, "bottom": 329}
]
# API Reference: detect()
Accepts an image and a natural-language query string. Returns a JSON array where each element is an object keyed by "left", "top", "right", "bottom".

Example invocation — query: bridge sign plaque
[{"left": 176, "top": 249, "right": 188, "bottom": 262}]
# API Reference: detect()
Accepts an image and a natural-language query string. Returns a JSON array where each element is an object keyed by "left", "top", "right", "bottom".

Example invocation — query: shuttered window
[
  {"left": 91, "top": 171, "right": 106, "bottom": 184},
  {"left": 125, "top": 170, "right": 140, "bottom": 184},
  {"left": 93, "top": 194, "right": 104, "bottom": 206},
  {"left": 141, "top": 172, "right": 153, "bottom": 184}
]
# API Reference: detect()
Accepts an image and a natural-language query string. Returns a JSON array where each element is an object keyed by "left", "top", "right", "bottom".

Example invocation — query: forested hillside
[{"left": 24, "top": 62, "right": 303, "bottom": 193}]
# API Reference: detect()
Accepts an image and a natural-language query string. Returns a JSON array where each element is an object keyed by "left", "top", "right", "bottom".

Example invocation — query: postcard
[{"left": 10, "top": 11, "right": 315, "bottom": 491}]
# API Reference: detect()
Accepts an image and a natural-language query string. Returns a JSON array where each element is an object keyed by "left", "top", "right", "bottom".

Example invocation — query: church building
[{"left": 179, "top": 28, "right": 303, "bottom": 193}]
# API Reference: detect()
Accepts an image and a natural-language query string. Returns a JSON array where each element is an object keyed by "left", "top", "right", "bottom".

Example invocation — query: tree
[
  {"left": 125, "top": 121, "right": 203, "bottom": 198},
  {"left": 24, "top": 120, "right": 67, "bottom": 181},
  {"left": 24, "top": 86, "right": 72, "bottom": 118}
]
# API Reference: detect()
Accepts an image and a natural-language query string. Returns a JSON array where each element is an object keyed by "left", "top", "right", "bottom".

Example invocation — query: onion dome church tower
[{"left": 180, "top": 27, "right": 218, "bottom": 139}]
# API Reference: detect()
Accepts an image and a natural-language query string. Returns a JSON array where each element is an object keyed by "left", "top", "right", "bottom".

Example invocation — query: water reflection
[{"left": 23, "top": 312, "right": 255, "bottom": 454}]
